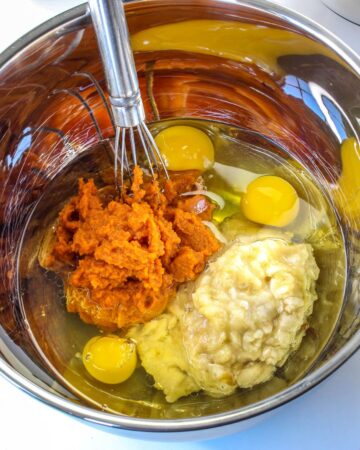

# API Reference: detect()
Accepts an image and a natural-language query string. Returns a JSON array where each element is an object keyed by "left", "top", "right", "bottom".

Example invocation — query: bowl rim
[{"left": 0, "top": 0, "right": 359, "bottom": 433}]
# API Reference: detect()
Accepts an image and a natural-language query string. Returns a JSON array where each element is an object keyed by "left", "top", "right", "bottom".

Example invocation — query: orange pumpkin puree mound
[{"left": 52, "top": 167, "right": 220, "bottom": 330}]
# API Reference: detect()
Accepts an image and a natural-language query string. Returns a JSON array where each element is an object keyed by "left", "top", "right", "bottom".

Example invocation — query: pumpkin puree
[{"left": 51, "top": 167, "right": 220, "bottom": 329}]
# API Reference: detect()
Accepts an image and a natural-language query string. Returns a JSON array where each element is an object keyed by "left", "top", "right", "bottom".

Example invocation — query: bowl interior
[{"left": 0, "top": 0, "right": 359, "bottom": 429}]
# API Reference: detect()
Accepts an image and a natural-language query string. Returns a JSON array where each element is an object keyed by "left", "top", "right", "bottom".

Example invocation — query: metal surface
[
  {"left": 89, "top": 0, "right": 145, "bottom": 127},
  {"left": 88, "top": 0, "right": 168, "bottom": 187},
  {"left": 0, "top": 0, "right": 359, "bottom": 434}
]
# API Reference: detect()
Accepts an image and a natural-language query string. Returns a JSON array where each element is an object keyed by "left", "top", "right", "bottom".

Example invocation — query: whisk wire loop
[
  {"left": 137, "top": 125, "right": 155, "bottom": 179},
  {"left": 142, "top": 124, "right": 169, "bottom": 179}
]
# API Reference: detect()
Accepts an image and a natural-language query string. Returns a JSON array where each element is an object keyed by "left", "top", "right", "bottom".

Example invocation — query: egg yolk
[
  {"left": 82, "top": 335, "right": 137, "bottom": 384},
  {"left": 335, "top": 138, "right": 360, "bottom": 224},
  {"left": 155, "top": 125, "right": 214, "bottom": 171},
  {"left": 242, "top": 176, "right": 299, "bottom": 227}
]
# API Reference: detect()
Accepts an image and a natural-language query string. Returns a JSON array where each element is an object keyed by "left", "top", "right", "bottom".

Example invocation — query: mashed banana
[{"left": 129, "top": 236, "right": 319, "bottom": 402}]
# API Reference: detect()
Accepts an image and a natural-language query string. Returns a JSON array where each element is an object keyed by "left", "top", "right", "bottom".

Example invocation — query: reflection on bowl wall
[{"left": 0, "top": 0, "right": 359, "bottom": 437}]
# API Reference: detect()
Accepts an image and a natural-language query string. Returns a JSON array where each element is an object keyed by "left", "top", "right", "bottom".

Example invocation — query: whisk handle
[{"left": 89, "top": 0, "right": 145, "bottom": 128}]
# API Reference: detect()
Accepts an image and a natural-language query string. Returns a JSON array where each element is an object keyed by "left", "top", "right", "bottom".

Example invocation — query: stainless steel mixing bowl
[{"left": 0, "top": 0, "right": 359, "bottom": 439}]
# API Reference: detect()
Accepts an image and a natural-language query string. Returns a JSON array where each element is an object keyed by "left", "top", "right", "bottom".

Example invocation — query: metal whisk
[{"left": 89, "top": 0, "right": 168, "bottom": 190}]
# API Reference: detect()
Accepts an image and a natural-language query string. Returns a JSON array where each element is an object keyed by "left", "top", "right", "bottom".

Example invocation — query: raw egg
[
  {"left": 82, "top": 335, "right": 137, "bottom": 384},
  {"left": 155, "top": 125, "right": 214, "bottom": 171},
  {"left": 334, "top": 137, "right": 360, "bottom": 230},
  {"left": 242, "top": 175, "right": 299, "bottom": 227}
]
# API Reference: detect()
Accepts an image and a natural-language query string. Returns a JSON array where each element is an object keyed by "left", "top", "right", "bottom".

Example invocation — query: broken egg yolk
[
  {"left": 242, "top": 175, "right": 299, "bottom": 227},
  {"left": 155, "top": 125, "right": 214, "bottom": 171},
  {"left": 82, "top": 335, "right": 137, "bottom": 384}
]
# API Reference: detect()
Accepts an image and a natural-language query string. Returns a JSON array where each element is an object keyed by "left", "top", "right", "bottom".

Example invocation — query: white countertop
[{"left": 0, "top": 1, "right": 359, "bottom": 449}]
